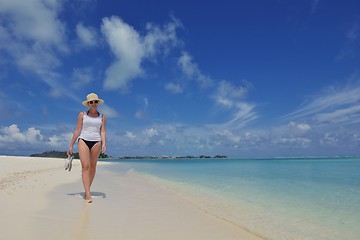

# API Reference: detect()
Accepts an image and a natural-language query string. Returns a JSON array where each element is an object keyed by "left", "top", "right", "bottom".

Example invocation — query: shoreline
[
  {"left": 0, "top": 156, "right": 262, "bottom": 240},
  {"left": 104, "top": 157, "right": 360, "bottom": 240}
]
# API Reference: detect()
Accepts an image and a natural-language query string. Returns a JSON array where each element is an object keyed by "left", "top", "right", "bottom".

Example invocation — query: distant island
[
  {"left": 117, "top": 155, "right": 228, "bottom": 159},
  {"left": 30, "top": 151, "right": 227, "bottom": 160},
  {"left": 30, "top": 150, "right": 109, "bottom": 159}
]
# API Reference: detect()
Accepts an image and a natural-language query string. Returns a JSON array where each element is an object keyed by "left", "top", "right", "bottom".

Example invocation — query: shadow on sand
[{"left": 67, "top": 192, "right": 106, "bottom": 199}]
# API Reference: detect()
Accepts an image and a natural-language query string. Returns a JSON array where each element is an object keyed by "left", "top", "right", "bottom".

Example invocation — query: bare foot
[{"left": 85, "top": 193, "right": 92, "bottom": 203}]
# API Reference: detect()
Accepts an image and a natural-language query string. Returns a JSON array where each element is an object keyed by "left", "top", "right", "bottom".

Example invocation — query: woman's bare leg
[
  {"left": 78, "top": 139, "right": 92, "bottom": 202},
  {"left": 89, "top": 142, "right": 101, "bottom": 189}
]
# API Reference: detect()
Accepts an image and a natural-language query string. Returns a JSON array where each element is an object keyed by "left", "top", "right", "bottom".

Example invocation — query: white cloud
[
  {"left": 101, "top": 16, "right": 143, "bottom": 90},
  {"left": 273, "top": 137, "right": 312, "bottom": 148},
  {"left": 314, "top": 105, "right": 360, "bottom": 124},
  {"left": 142, "top": 97, "right": 149, "bottom": 108},
  {"left": 177, "top": 51, "right": 213, "bottom": 88},
  {"left": 320, "top": 133, "right": 338, "bottom": 146},
  {"left": 0, "top": 0, "right": 67, "bottom": 71},
  {"left": 214, "top": 80, "right": 250, "bottom": 108},
  {"left": 101, "top": 16, "right": 181, "bottom": 91},
  {"left": 0, "top": 0, "right": 109, "bottom": 108},
  {"left": 216, "top": 97, "right": 233, "bottom": 108},
  {"left": 0, "top": 0, "right": 69, "bottom": 98},
  {"left": 99, "top": 104, "right": 119, "bottom": 118},
  {"left": 215, "top": 130, "right": 241, "bottom": 143},
  {"left": 224, "top": 103, "right": 257, "bottom": 129},
  {"left": 165, "top": 82, "right": 183, "bottom": 94},
  {"left": 0, "top": 124, "right": 43, "bottom": 144},
  {"left": 296, "top": 123, "right": 311, "bottom": 131},
  {"left": 48, "top": 132, "right": 72, "bottom": 148},
  {"left": 213, "top": 80, "right": 257, "bottom": 129},
  {"left": 144, "top": 128, "right": 159, "bottom": 138},
  {"left": 272, "top": 122, "right": 312, "bottom": 139},
  {"left": 1, "top": 125, "right": 74, "bottom": 152},
  {"left": 273, "top": 81, "right": 360, "bottom": 154},
  {"left": 178, "top": 52, "right": 196, "bottom": 77},
  {"left": 76, "top": 22, "right": 98, "bottom": 47},
  {"left": 93, "top": 80, "right": 360, "bottom": 157},
  {"left": 285, "top": 81, "right": 360, "bottom": 126},
  {"left": 0, "top": 0, "right": 66, "bottom": 48},
  {"left": 143, "top": 17, "right": 182, "bottom": 57},
  {"left": 125, "top": 131, "right": 136, "bottom": 140},
  {"left": 106, "top": 110, "right": 357, "bottom": 157}
]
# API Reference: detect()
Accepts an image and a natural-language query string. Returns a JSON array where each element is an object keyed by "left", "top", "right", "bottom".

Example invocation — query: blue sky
[{"left": 0, "top": 0, "right": 360, "bottom": 157}]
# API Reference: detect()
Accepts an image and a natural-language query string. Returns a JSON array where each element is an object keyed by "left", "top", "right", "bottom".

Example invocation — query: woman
[{"left": 67, "top": 93, "right": 107, "bottom": 203}]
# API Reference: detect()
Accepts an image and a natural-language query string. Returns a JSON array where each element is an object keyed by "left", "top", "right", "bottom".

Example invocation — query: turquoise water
[{"left": 102, "top": 157, "right": 360, "bottom": 240}]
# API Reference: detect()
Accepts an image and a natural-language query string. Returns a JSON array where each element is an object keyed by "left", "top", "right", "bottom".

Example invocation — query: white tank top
[{"left": 78, "top": 111, "right": 102, "bottom": 141}]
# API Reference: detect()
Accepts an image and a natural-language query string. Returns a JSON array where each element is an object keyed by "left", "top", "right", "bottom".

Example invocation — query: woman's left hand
[{"left": 101, "top": 145, "right": 106, "bottom": 154}]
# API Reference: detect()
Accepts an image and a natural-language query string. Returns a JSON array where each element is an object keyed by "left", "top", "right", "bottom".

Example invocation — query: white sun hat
[{"left": 82, "top": 93, "right": 104, "bottom": 106}]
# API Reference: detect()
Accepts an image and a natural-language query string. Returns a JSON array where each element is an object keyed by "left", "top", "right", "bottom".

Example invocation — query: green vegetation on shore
[
  {"left": 30, "top": 151, "right": 109, "bottom": 159},
  {"left": 30, "top": 151, "right": 227, "bottom": 160},
  {"left": 118, "top": 155, "right": 228, "bottom": 159}
]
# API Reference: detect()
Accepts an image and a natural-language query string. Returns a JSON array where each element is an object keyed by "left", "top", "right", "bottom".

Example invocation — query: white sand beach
[{"left": 0, "top": 156, "right": 262, "bottom": 240}]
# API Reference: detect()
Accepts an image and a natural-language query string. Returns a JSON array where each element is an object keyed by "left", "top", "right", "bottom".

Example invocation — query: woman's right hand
[{"left": 67, "top": 147, "right": 73, "bottom": 157}]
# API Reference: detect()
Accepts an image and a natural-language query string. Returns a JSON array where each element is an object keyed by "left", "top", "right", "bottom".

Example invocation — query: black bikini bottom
[{"left": 79, "top": 138, "right": 100, "bottom": 150}]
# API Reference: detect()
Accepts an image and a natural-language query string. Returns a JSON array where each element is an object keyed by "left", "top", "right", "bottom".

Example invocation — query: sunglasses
[{"left": 88, "top": 100, "right": 99, "bottom": 104}]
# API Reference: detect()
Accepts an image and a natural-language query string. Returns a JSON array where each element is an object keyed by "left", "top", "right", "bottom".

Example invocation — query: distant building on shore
[{"left": 117, "top": 155, "right": 227, "bottom": 159}]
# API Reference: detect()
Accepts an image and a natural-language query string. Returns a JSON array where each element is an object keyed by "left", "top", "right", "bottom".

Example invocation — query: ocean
[{"left": 102, "top": 157, "right": 360, "bottom": 240}]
